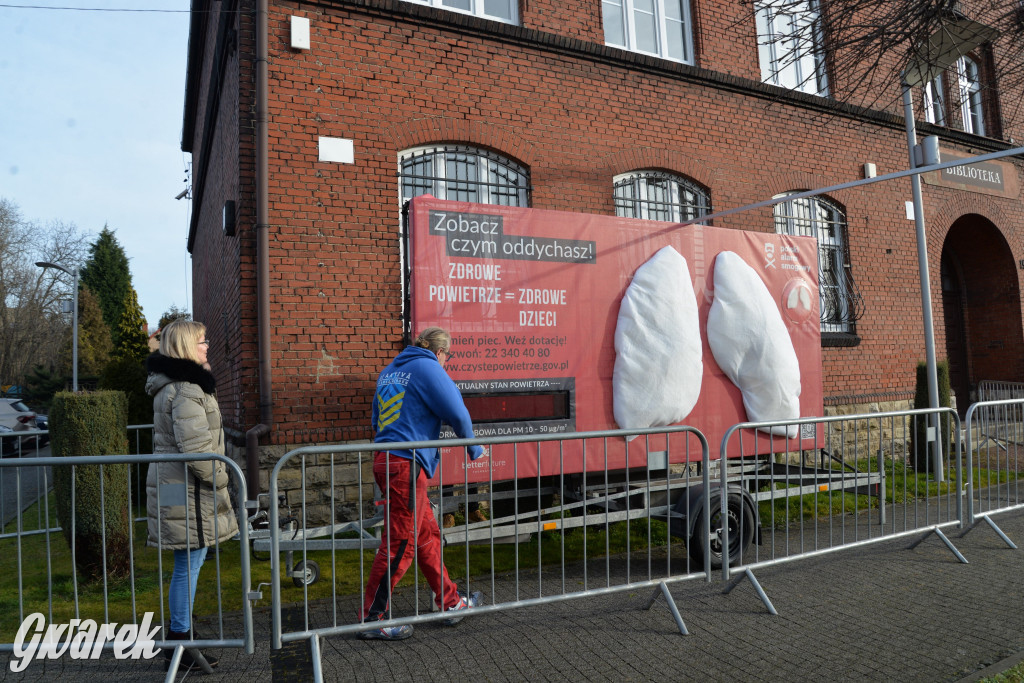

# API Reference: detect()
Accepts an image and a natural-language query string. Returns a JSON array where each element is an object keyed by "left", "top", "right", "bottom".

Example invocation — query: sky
[{"left": 1, "top": 1, "right": 192, "bottom": 330}]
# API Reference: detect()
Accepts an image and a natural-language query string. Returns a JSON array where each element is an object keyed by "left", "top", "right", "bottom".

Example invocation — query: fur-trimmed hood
[{"left": 145, "top": 352, "right": 216, "bottom": 396}]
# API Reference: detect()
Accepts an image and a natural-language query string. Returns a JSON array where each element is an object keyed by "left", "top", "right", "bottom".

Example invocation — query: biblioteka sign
[{"left": 924, "top": 150, "right": 1019, "bottom": 198}]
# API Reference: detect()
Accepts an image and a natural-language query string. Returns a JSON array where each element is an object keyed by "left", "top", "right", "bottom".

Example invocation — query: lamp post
[
  {"left": 899, "top": 82, "right": 945, "bottom": 481},
  {"left": 36, "top": 261, "right": 79, "bottom": 392},
  {"left": 900, "top": 16, "right": 998, "bottom": 481}
]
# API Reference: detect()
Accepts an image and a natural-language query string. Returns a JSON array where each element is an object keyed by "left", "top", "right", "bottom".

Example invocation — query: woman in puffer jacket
[{"left": 145, "top": 319, "right": 238, "bottom": 669}]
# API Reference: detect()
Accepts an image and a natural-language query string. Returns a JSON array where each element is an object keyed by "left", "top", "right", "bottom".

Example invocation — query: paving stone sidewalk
[{"left": 4, "top": 508, "right": 1024, "bottom": 682}]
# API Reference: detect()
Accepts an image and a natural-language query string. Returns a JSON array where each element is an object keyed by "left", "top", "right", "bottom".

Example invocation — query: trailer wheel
[
  {"left": 689, "top": 492, "right": 755, "bottom": 570},
  {"left": 292, "top": 560, "right": 320, "bottom": 587}
]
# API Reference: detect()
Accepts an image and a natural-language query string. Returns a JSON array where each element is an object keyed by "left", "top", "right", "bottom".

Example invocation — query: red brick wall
[
  {"left": 186, "top": 0, "right": 1024, "bottom": 444},
  {"left": 186, "top": 2, "right": 248, "bottom": 435}
]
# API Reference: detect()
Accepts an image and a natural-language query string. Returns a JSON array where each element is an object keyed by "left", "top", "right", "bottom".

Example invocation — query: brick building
[{"left": 181, "top": 0, "right": 1024, "bottom": 497}]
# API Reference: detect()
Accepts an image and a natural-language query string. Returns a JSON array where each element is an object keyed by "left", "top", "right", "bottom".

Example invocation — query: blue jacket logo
[{"left": 376, "top": 385, "right": 405, "bottom": 431}]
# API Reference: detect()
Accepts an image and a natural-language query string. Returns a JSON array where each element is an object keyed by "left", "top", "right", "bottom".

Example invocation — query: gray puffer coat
[{"left": 145, "top": 352, "right": 239, "bottom": 550}]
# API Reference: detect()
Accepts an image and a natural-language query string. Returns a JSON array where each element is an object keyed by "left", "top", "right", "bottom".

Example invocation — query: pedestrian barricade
[
  {"left": 0, "top": 452, "right": 254, "bottom": 681},
  {"left": 961, "top": 397, "right": 1024, "bottom": 549},
  {"left": 9, "top": 404, "right": 1024, "bottom": 678},
  {"left": 718, "top": 407, "right": 963, "bottom": 614},
  {"left": 268, "top": 426, "right": 711, "bottom": 679},
  {"left": 0, "top": 427, "right": 50, "bottom": 458},
  {"left": 975, "top": 381, "right": 1024, "bottom": 452},
  {"left": 0, "top": 424, "right": 154, "bottom": 535}
]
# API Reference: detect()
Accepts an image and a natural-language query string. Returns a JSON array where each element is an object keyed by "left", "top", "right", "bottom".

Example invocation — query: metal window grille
[
  {"left": 774, "top": 194, "right": 864, "bottom": 334},
  {"left": 613, "top": 171, "right": 711, "bottom": 223},
  {"left": 399, "top": 146, "right": 531, "bottom": 207}
]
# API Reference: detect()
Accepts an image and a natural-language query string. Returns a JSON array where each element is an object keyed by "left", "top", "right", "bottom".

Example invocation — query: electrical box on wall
[
  {"left": 291, "top": 16, "right": 310, "bottom": 50},
  {"left": 223, "top": 200, "right": 236, "bottom": 236}
]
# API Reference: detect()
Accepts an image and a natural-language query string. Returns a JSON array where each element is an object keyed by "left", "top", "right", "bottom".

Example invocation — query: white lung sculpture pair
[{"left": 612, "top": 246, "right": 801, "bottom": 437}]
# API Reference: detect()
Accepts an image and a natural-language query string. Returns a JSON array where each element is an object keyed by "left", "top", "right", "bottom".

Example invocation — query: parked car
[
  {"left": 34, "top": 413, "right": 49, "bottom": 446},
  {"left": 0, "top": 424, "right": 16, "bottom": 456},
  {"left": 0, "top": 398, "right": 39, "bottom": 450}
]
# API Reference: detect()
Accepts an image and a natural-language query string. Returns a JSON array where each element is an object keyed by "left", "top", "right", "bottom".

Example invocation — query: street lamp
[
  {"left": 900, "top": 16, "right": 998, "bottom": 481},
  {"left": 36, "top": 261, "right": 80, "bottom": 392}
]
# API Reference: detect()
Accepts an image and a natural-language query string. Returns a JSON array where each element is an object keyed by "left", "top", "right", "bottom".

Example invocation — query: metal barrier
[
  {"left": 961, "top": 398, "right": 1024, "bottom": 548},
  {"left": 975, "top": 382, "right": 1024, "bottom": 452},
  {"left": 0, "top": 452, "right": 254, "bottom": 680},
  {"left": 269, "top": 426, "right": 710, "bottom": 680},
  {"left": 719, "top": 406, "right": 963, "bottom": 613},
  {"left": 977, "top": 380, "right": 1024, "bottom": 401},
  {"left": 0, "top": 424, "right": 153, "bottom": 532},
  {"left": 0, "top": 428, "right": 53, "bottom": 533}
]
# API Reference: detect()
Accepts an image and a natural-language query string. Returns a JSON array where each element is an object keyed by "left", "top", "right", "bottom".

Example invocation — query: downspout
[{"left": 245, "top": 0, "right": 272, "bottom": 502}]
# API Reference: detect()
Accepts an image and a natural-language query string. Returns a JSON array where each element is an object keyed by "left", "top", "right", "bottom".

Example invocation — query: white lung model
[
  {"left": 613, "top": 246, "right": 702, "bottom": 431},
  {"left": 707, "top": 251, "right": 801, "bottom": 437}
]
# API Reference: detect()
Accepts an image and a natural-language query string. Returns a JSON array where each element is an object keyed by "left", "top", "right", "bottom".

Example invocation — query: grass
[
  {"left": 758, "top": 453, "right": 1020, "bottom": 530},
  {"left": 0, "top": 492, "right": 677, "bottom": 641},
  {"left": 981, "top": 661, "right": 1024, "bottom": 683}
]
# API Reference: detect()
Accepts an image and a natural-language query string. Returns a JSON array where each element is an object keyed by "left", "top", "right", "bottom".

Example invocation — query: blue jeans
[{"left": 169, "top": 546, "right": 208, "bottom": 633}]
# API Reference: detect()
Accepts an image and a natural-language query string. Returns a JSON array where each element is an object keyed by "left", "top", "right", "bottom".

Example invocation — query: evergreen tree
[
  {"left": 70, "top": 285, "right": 113, "bottom": 377},
  {"left": 114, "top": 288, "right": 149, "bottom": 362},
  {"left": 157, "top": 305, "right": 191, "bottom": 332},
  {"left": 23, "top": 365, "right": 66, "bottom": 414},
  {"left": 79, "top": 226, "right": 131, "bottom": 347}
]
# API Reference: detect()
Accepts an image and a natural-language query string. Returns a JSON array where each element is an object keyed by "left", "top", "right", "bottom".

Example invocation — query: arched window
[
  {"left": 957, "top": 56, "right": 985, "bottom": 136},
  {"left": 773, "top": 193, "right": 863, "bottom": 339},
  {"left": 613, "top": 170, "right": 710, "bottom": 222},
  {"left": 399, "top": 145, "right": 530, "bottom": 207}
]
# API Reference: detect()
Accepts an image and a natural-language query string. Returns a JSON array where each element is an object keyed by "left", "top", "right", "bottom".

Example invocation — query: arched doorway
[{"left": 940, "top": 215, "right": 1024, "bottom": 415}]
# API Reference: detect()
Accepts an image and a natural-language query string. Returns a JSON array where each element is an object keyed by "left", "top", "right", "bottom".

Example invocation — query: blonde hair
[
  {"left": 160, "top": 319, "right": 207, "bottom": 363},
  {"left": 413, "top": 327, "right": 451, "bottom": 354}
]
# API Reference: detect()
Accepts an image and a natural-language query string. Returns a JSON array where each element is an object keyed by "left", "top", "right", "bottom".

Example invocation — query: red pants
[{"left": 362, "top": 452, "right": 460, "bottom": 621}]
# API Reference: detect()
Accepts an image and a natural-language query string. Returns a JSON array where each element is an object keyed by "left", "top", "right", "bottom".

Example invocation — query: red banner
[{"left": 408, "top": 196, "right": 823, "bottom": 484}]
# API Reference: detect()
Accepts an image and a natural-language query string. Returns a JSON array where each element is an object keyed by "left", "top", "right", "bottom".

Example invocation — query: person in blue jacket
[{"left": 359, "top": 327, "right": 485, "bottom": 641}]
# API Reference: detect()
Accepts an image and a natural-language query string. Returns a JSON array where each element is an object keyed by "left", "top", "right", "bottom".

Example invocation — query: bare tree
[
  {"left": 0, "top": 198, "right": 90, "bottom": 388},
  {"left": 745, "top": 0, "right": 1023, "bottom": 130}
]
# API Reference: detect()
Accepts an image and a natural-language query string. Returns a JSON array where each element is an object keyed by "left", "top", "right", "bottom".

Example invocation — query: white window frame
[
  {"left": 924, "top": 75, "right": 946, "bottom": 125},
  {"left": 602, "top": 0, "right": 695, "bottom": 65},
  {"left": 773, "top": 193, "right": 855, "bottom": 334},
  {"left": 956, "top": 56, "right": 985, "bottom": 136},
  {"left": 613, "top": 170, "right": 710, "bottom": 222},
  {"left": 755, "top": 0, "right": 829, "bottom": 96},
  {"left": 400, "top": 0, "right": 518, "bottom": 24}
]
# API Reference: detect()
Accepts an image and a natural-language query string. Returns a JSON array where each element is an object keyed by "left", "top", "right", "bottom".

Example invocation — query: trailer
[{"left": 399, "top": 196, "right": 880, "bottom": 567}]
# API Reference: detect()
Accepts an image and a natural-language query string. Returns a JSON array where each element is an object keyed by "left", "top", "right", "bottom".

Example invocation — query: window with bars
[
  {"left": 613, "top": 171, "right": 710, "bottom": 222},
  {"left": 773, "top": 193, "right": 863, "bottom": 338},
  {"left": 399, "top": 146, "right": 530, "bottom": 207}
]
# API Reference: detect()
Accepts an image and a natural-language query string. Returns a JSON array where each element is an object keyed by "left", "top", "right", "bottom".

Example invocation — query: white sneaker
[
  {"left": 356, "top": 623, "right": 414, "bottom": 641},
  {"left": 442, "top": 590, "right": 482, "bottom": 626}
]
